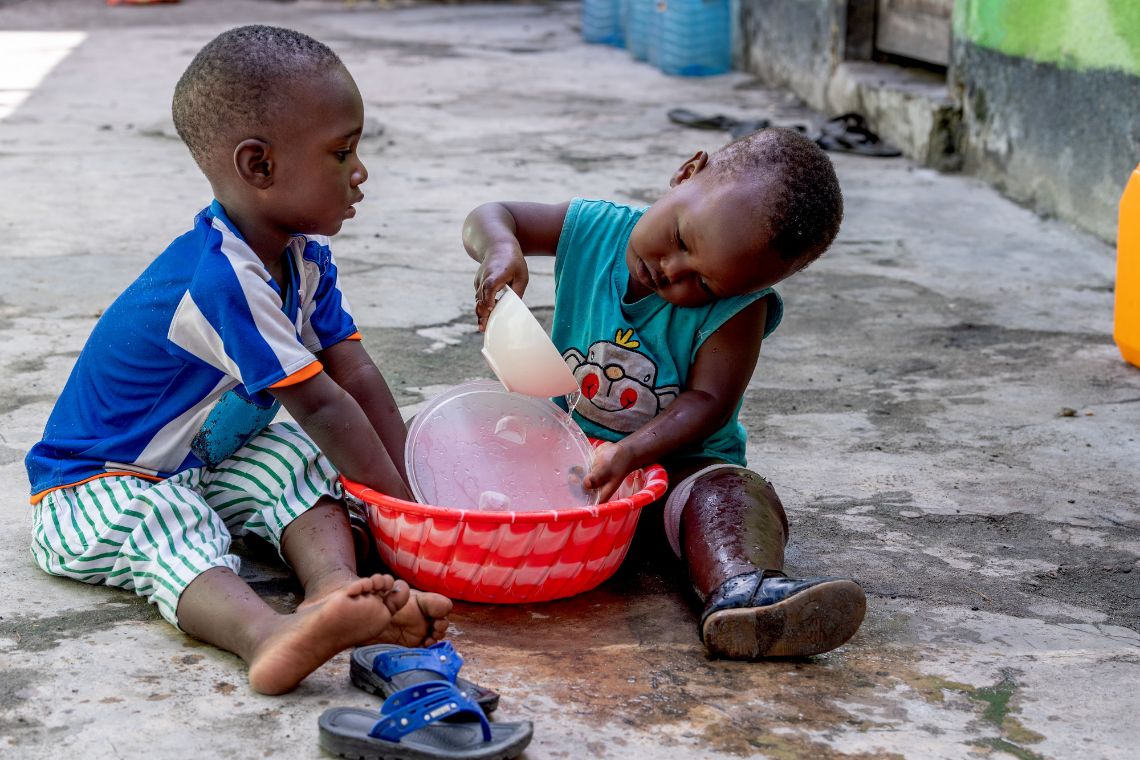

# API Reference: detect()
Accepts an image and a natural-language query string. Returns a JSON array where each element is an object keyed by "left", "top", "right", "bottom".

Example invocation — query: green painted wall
[{"left": 954, "top": 0, "right": 1140, "bottom": 74}]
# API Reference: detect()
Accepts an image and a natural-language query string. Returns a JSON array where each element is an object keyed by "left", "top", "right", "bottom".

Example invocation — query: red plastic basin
[{"left": 341, "top": 462, "right": 668, "bottom": 603}]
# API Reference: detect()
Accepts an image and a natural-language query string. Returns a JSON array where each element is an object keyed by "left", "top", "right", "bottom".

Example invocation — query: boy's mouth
[
  {"left": 345, "top": 194, "right": 363, "bottom": 218},
  {"left": 631, "top": 255, "right": 655, "bottom": 291}
]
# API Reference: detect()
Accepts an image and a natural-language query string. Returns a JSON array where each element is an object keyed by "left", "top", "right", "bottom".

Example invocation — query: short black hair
[
  {"left": 709, "top": 127, "right": 843, "bottom": 264},
  {"left": 172, "top": 25, "right": 344, "bottom": 170}
]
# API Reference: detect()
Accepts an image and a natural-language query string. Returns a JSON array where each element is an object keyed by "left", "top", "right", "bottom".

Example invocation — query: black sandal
[{"left": 700, "top": 569, "right": 867, "bottom": 659}]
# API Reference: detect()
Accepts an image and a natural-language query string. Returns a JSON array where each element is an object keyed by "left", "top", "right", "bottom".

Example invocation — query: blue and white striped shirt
[{"left": 27, "top": 201, "right": 358, "bottom": 502}]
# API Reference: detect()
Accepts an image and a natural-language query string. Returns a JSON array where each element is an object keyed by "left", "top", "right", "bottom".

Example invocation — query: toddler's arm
[
  {"left": 271, "top": 363, "right": 412, "bottom": 501},
  {"left": 462, "top": 201, "right": 570, "bottom": 330},
  {"left": 585, "top": 298, "right": 768, "bottom": 501}
]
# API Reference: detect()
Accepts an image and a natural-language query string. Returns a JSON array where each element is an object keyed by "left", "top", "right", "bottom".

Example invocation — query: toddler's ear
[
  {"left": 234, "top": 138, "right": 274, "bottom": 189},
  {"left": 669, "top": 150, "right": 709, "bottom": 187}
]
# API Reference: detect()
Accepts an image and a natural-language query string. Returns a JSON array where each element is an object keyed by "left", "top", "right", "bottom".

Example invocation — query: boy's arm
[
  {"left": 317, "top": 339, "right": 410, "bottom": 483},
  {"left": 584, "top": 298, "right": 768, "bottom": 501},
  {"left": 270, "top": 367, "right": 413, "bottom": 501},
  {"left": 462, "top": 201, "right": 570, "bottom": 330}
]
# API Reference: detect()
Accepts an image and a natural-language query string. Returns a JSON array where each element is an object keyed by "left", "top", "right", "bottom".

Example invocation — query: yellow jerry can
[{"left": 1116, "top": 164, "right": 1140, "bottom": 368}]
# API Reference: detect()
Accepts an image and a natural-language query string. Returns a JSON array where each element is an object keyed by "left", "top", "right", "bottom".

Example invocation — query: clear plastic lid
[{"left": 405, "top": 380, "right": 598, "bottom": 511}]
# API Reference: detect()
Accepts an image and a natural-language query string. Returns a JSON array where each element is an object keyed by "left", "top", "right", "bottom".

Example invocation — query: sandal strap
[
  {"left": 698, "top": 569, "right": 786, "bottom": 632},
  {"left": 369, "top": 680, "right": 491, "bottom": 743},
  {"left": 372, "top": 641, "right": 464, "bottom": 683}
]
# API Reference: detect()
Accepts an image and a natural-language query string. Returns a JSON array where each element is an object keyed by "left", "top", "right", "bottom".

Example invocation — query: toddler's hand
[
  {"left": 474, "top": 245, "right": 529, "bottom": 331},
  {"left": 583, "top": 442, "right": 634, "bottom": 503}
]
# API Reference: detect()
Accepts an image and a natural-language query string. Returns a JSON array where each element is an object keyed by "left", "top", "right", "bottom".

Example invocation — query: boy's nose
[
  {"left": 660, "top": 252, "right": 689, "bottom": 281},
  {"left": 353, "top": 160, "right": 368, "bottom": 186}
]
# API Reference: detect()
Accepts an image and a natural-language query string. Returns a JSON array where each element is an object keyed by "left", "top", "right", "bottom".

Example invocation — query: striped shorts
[{"left": 30, "top": 422, "right": 342, "bottom": 628}]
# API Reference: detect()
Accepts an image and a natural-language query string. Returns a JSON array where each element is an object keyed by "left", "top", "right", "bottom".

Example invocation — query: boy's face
[
  {"left": 625, "top": 164, "right": 799, "bottom": 307},
  {"left": 263, "top": 66, "right": 368, "bottom": 237}
]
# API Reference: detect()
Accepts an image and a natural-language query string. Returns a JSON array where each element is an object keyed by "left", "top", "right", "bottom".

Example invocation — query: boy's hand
[
  {"left": 583, "top": 441, "right": 635, "bottom": 504},
  {"left": 473, "top": 244, "right": 528, "bottom": 331}
]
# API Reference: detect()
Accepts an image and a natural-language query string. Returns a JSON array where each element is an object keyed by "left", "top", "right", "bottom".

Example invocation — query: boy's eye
[
  {"left": 675, "top": 225, "right": 687, "bottom": 252},
  {"left": 698, "top": 279, "right": 715, "bottom": 297},
  {"left": 335, "top": 148, "right": 354, "bottom": 161}
]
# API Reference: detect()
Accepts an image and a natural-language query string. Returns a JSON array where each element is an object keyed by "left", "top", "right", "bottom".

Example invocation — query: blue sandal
[
  {"left": 319, "top": 681, "right": 532, "bottom": 760},
  {"left": 351, "top": 642, "right": 500, "bottom": 714}
]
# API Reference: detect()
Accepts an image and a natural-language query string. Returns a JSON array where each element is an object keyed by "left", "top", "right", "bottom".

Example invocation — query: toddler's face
[
  {"left": 264, "top": 66, "right": 368, "bottom": 236},
  {"left": 625, "top": 175, "right": 799, "bottom": 307}
]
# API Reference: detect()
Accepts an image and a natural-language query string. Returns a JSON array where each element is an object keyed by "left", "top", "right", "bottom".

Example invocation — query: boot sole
[{"left": 702, "top": 579, "right": 866, "bottom": 659}]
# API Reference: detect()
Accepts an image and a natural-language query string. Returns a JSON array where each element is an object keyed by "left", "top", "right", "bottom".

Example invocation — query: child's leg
[
  {"left": 201, "top": 422, "right": 451, "bottom": 646},
  {"left": 664, "top": 458, "right": 866, "bottom": 659},
  {"left": 30, "top": 473, "right": 407, "bottom": 694},
  {"left": 176, "top": 565, "right": 407, "bottom": 695},
  {"left": 667, "top": 462, "right": 789, "bottom": 597}
]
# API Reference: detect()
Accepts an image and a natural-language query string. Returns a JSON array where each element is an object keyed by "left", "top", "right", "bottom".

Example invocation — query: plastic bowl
[
  {"left": 405, "top": 380, "right": 598, "bottom": 512},
  {"left": 342, "top": 457, "right": 668, "bottom": 603},
  {"left": 482, "top": 288, "right": 579, "bottom": 398}
]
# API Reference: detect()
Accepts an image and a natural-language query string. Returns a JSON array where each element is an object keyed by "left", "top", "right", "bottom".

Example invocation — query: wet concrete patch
[
  {"left": 453, "top": 567, "right": 1061, "bottom": 758},
  {"left": 359, "top": 321, "right": 489, "bottom": 406},
  {"left": 0, "top": 597, "right": 156, "bottom": 652},
  {"left": 790, "top": 503, "right": 1140, "bottom": 629},
  {"left": 0, "top": 393, "right": 60, "bottom": 417},
  {"left": 0, "top": 667, "right": 38, "bottom": 712}
]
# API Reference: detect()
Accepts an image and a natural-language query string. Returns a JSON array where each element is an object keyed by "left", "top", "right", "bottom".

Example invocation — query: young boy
[
  {"left": 463, "top": 128, "right": 866, "bottom": 659},
  {"left": 24, "top": 25, "right": 451, "bottom": 695}
]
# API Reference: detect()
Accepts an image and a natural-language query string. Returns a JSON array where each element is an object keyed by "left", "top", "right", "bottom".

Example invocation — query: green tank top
[{"left": 551, "top": 198, "right": 783, "bottom": 465}]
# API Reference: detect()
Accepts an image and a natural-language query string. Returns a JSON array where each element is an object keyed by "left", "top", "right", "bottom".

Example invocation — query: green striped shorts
[{"left": 30, "top": 422, "right": 342, "bottom": 628}]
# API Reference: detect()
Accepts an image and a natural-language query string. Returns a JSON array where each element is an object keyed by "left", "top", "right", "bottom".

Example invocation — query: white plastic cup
[{"left": 482, "top": 288, "right": 580, "bottom": 398}]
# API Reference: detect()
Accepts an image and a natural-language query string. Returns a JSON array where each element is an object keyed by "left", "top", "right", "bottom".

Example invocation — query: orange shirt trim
[
  {"left": 30, "top": 471, "right": 163, "bottom": 505},
  {"left": 269, "top": 360, "right": 324, "bottom": 388}
]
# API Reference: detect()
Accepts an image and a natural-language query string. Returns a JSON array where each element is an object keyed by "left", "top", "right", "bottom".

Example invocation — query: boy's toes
[
  {"left": 382, "top": 579, "right": 411, "bottom": 615},
  {"left": 415, "top": 591, "right": 453, "bottom": 621},
  {"left": 429, "top": 617, "right": 450, "bottom": 643},
  {"left": 368, "top": 573, "right": 395, "bottom": 595}
]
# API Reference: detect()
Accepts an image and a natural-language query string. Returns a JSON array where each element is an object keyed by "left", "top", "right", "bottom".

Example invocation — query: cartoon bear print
[{"left": 562, "top": 328, "right": 680, "bottom": 434}]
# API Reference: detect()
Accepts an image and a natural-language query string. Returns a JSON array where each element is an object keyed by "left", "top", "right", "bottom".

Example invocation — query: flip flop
[
  {"left": 351, "top": 641, "right": 501, "bottom": 715},
  {"left": 667, "top": 108, "right": 771, "bottom": 138},
  {"left": 319, "top": 681, "right": 533, "bottom": 760},
  {"left": 814, "top": 113, "right": 901, "bottom": 157}
]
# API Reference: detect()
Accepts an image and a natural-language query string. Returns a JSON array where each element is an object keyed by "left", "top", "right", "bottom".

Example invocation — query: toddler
[{"left": 463, "top": 129, "right": 866, "bottom": 658}]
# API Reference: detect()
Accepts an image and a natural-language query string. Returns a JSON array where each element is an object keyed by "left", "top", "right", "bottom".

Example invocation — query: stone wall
[
  {"left": 734, "top": 0, "right": 1140, "bottom": 241},
  {"left": 952, "top": 0, "right": 1140, "bottom": 241}
]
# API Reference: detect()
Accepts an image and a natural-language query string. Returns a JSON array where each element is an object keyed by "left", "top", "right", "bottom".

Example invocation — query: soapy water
[
  {"left": 564, "top": 389, "right": 582, "bottom": 413},
  {"left": 566, "top": 465, "right": 589, "bottom": 502},
  {"left": 409, "top": 384, "right": 599, "bottom": 511}
]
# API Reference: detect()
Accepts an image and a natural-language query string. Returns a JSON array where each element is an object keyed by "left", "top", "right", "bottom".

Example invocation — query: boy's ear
[
  {"left": 669, "top": 150, "right": 709, "bottom": 187},
  {"left": 233, "top": 138, "right": 274, "bottom": 190}
]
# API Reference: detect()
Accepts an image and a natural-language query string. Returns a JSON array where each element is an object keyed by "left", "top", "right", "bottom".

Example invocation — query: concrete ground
[{"left": 1, "top": 1, "right": 1138, "bottom": 758}]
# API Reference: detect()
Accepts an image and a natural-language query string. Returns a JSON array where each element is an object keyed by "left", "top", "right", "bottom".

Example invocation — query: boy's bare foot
[
  {"left": 371, "top": 590, "right": 453, "bottom": 647},
  {"left": 247, "top": 574, "right": 409, "bottom": 695}
]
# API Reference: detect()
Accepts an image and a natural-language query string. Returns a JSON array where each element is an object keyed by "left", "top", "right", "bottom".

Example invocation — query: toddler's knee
[
  {"left": 688, "top": 466, "right": 771, "bottom": 503},
  {"left": 687, "top": 466, "right": 789, "bottom": 535}
]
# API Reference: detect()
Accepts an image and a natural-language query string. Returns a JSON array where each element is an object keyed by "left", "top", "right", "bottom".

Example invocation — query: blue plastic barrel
[
  {"left": 625, "top": 0, "right": 654, "bottom": 61},
  {"left": 582, "top": 0, "right": 626, "bottom": 48},
  {"left": 652, "top": 0, "right": 731, "bottom": 76}
]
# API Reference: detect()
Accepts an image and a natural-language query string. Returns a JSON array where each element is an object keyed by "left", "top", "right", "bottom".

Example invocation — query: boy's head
[
  {"left": 173, "top": 25, "right": 368, "bottom": 236},
  {"left": 626, "top": 128, "right": 843, "bottom": 307}
]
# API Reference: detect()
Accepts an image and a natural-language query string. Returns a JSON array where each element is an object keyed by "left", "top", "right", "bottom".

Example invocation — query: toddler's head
[
  {"left": 172, "top": 25, "right": 368, "bottom": 236},
  {"left": 626, "top": 128, "right": 843, "bottom": 307}
]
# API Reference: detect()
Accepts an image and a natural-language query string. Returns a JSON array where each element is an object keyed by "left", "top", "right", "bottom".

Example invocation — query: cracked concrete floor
[{"left": 0, "top": 1, "right": 1138, "bottom": 758}]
